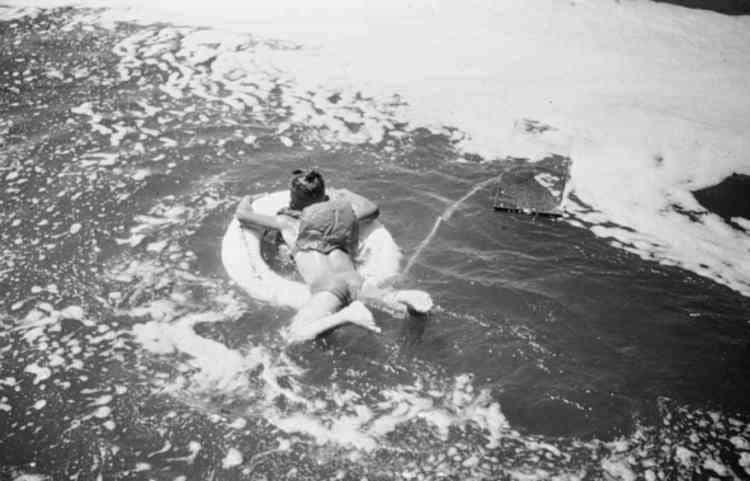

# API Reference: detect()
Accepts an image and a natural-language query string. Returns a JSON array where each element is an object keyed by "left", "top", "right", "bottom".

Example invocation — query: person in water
[{"left": 235, "top": 168, "right": 432, "bottom": 344}]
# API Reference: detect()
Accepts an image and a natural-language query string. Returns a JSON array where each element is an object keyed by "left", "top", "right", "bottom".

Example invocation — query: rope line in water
[{"left": 402, "top": 174, "right": 503, "bottom": 276}]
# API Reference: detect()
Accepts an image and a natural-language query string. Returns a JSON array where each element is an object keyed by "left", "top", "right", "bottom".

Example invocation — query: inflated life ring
[{"left": 221, "top": 190, "right": 402, "bottom": 309}]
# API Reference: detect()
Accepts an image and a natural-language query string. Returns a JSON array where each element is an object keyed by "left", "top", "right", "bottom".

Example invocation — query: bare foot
[
  {"left": 392, "top": 290, "right": 433, "bottom": 314},
  {"left": 343, "top": 301, "right": 380, "bottom": 333}
]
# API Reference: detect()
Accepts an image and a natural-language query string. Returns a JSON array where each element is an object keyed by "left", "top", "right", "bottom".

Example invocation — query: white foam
[
  {"left": 270, "top": 412, "right": 377, "bottom": 451},
  {"left": 125, "top": 283, "right": 511, "bottom": 452},
  {"left": 165, "top": 441, "right": 202, "bottom": 464},
  {"left": 228, "top": 418, "right": 247, "bottom": 429},
  {"left": 704, "top": 458, "right": 729, "bottom": 476},
  {"left": 675, "top": 446, "right": 697, "bottom": 466},
  {"left": 534, "top": 173, "right": 561, "bottom": 199},
  {"left": 90, "top": 394, "right": 113, "bottom": 406},
  {"left": 10, "top": 474, "right": 49, "bottom": 481},
  {"left": 221, "top": 448, "right": 243, "bottom": 468},
  {"left": 9, "top": 0, "right": 749, "bottom": 294},
  {"left": 24, "top": 363, "right": 51, "bottom": 384},
  {"left": 733, "top": 217, "right": 750, "bottom": 232},
  {"left": 730, "top": 435, "right": 750, "bottom": 450},
  {"left": 601, "top": 457, "right": 636, "bottom": 481}
]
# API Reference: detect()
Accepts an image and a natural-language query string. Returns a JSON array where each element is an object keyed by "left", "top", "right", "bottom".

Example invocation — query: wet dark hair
[{"left": 289, "top": 169, "right": 328, "bottom": 210}]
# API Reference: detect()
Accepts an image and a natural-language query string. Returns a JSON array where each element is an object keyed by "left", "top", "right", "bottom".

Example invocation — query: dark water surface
[
  {"left": 655, "top": 0, "right": 750, "bottom": 15},
  {"left": 2, "top": 8, "right": 750, "bottom": 481}
]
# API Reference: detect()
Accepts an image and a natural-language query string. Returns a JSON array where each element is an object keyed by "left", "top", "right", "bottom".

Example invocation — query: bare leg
[
  {"left": 285, "top": 250, "right": 430, "bottom": 344},
  {"left": 282, "top": 290, "right": 379, "bottom": 344},
  {"left": 386, "top": 290, "right": 433, "bottom": 313},
  {"left": 358, "top": 284, "right": 433, "bottom": 318},
  {"left": 297, "top": 249, "right": 433, "bottom": 316}
]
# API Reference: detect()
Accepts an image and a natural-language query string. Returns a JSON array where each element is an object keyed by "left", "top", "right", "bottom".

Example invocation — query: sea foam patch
[
  {"left": 120, "top": 260, "right": 514, "bottom": 454},
  {"left": 6, "top": 0, "right": 749, "bottom": 295}
]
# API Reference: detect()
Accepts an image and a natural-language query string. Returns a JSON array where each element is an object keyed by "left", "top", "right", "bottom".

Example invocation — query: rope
[{"left": 402, "top": 174, "right": 503, "bottom": 276}]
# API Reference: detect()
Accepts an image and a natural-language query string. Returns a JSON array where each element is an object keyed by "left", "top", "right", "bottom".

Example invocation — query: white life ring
[{"left": 221, "top": 190, "right": 402, "bottom": 309}]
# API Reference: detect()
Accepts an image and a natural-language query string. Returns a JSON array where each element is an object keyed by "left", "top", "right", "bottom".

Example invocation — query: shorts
[{"left": 295, "top": 199, "right": 359, "bottom": 255}]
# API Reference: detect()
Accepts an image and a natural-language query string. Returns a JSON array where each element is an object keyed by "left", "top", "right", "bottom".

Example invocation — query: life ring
[{"left": 221, "top": 190, "right": 402, "bottom": 309}]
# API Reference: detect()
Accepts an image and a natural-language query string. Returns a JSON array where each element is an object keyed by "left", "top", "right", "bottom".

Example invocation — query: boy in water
[{"left": 235, "top": 169, "right": 432, "bottom": 344}]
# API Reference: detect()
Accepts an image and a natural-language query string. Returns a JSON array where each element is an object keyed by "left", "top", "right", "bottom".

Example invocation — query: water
[
  {"left": 1, "top": 3, "right": 750, "bottom": 481},
  {"left": 403, "top": 175, "right": 504, "bottom": 276}
]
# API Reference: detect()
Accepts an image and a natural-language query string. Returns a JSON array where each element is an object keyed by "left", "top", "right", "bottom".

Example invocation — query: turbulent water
[{"left": 1, "top": 2, "right": 750, "bottom": 480}]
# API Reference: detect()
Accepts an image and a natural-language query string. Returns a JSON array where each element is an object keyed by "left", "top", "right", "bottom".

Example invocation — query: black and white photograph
[{"left": 1, "top": 0, "right": 749, "bottom": 479}]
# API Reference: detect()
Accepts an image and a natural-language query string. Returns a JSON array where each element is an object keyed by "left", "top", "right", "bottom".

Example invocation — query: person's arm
[
  {"left": 235, "top": 195, "right": 284, "bottom": 231},
  {"left": 334, "top": 188, "right": 380, "bottom": 222}
]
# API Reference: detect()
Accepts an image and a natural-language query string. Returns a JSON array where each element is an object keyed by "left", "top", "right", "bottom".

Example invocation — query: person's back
[
  {"left": 295, "top": 197, "right": 359, "bottom": 257},
  {"left": 235, "top": 168, "right": 432, "bottom": 344}
]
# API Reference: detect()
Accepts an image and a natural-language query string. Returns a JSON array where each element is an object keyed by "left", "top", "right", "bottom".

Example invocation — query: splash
[
  {"left": 101, "top": 197, "right": 513, "bottom": 453},
  {"left": 120, "top": 263, "right": 513, "bottom": 453}
]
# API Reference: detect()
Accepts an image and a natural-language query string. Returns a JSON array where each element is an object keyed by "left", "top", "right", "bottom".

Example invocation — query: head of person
[{"left": 289, "top": 168, "right": 328, "bottom": 210}]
